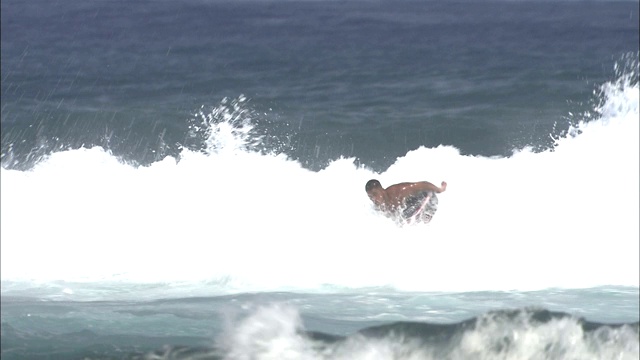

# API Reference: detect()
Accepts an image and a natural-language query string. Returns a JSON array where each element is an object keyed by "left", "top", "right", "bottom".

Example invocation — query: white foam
[
  {"left": 215, "top": 305, "right": 639, "bottom": 360},
  {"left": 1, "top": 73, "right": 638, "bottom": 296}
]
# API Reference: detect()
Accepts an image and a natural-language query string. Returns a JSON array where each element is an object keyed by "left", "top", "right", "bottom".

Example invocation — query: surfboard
[{"left": 402, "top": 191, "right": 438, "bottom": 224}]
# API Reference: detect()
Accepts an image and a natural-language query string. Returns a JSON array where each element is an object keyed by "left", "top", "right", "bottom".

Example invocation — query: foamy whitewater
[{"left": 1, "top": 67, "right": 638, "bottom": 299}]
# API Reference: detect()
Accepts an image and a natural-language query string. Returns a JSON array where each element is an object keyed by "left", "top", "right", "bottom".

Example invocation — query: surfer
[{"left": 365, "top": 179, "right": 447, "bottom": 224}]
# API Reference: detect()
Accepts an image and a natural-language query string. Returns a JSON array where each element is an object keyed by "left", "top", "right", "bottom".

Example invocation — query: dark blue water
[
  {"left": 2, "top": 0, "right": 637, "bottom": 171},
  {"left": 1, "top": 1, "right": 639, "bottom": 359}
]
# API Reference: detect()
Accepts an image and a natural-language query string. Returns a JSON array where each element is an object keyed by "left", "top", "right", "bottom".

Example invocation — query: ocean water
[{"left": 1, "top": 0, "right": 639, "bottom": 359}]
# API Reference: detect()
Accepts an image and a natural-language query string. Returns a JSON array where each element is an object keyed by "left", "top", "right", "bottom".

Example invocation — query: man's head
[
  {"left": 365, "top": 179, "right": 382, "bottom": 193},
  {"left": 364, "top": 179, "right": 382, "bottom": 192},
  {"left": 365, "top": 179, "right": 385, "bottom": 207},
  {"left": 364, "top": 180, "right": 384, "bottom": 199}
]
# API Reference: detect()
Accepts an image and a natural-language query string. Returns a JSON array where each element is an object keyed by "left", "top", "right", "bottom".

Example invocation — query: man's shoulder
[
  {"left": 386, "top": 182, "right": 416, "bottom": 191},
  {"left": 385, "top": 182, "right": 426, "bottom": 197}
]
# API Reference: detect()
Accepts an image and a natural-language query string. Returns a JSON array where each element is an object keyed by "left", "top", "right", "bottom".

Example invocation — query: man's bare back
[{"left": 365, "top": 179, "right": 447, "bottom": 224}]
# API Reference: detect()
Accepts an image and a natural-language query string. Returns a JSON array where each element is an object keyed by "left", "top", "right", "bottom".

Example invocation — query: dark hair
[{"left": 365, "top": 179, "right": 382, "bottom": 192}]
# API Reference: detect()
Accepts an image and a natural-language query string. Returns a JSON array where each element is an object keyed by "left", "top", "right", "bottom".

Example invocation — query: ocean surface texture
[{"left": 1, "top": 0, "right": 639, "bottom": 359}]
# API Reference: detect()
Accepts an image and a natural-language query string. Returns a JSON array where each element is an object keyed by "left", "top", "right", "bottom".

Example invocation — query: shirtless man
[{"left": 365, "top": 179, "right": 447, "bottom": 224}]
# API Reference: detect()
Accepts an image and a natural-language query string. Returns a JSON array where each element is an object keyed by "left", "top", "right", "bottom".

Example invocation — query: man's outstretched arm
[{"left": 417, "top": 181, "right": 447, "bottom": 193}]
